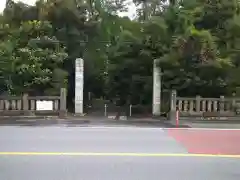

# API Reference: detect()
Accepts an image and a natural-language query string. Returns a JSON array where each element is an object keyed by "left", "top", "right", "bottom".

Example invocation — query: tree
[
  {"left": 0, "top": 20, "right": 68, "bottom": 95},
  {"left": 1, "top": 0, "right": 240, "bottom": 111}
]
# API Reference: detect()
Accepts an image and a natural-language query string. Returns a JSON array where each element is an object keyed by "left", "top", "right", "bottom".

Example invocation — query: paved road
[{"left": 0, "top": 126, "right": 239, "bottom": 180}]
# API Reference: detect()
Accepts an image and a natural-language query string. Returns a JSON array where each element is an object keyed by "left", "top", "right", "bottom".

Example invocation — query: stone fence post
[
  {"left": 169, "top": 90, "right": 177, "bottom": 121},
  {"left": 231, "top": 93, "right": 236, "bottom": 111},
  {"left": 220, "top": 95, "right": 225, "bottom": 112},
  {"left": 22, "top": 93, "right": 29, "bottom": 115},
  {"left": 196, "top": 95, "right": 201, "bottom": 112},
  {"left": 59, "top": 88, "right": 67, "bottom": 118}
]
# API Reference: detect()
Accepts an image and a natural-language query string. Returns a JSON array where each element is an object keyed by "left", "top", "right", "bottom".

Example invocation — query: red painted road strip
[{"left": 168, "top": 129, "right": 240, "bottom": 155}]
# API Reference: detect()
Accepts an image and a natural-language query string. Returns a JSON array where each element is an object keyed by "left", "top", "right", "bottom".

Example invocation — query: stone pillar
[
  {"left": 75, "top": 58, "right": 84, "bottom": 114},
  {"left": 22, "top": 93, "right": 30, "bottom": 115},
  {"left": 152, "top": 59, "right": 161, "bottom": 116},
  {"left": 169, "top": 90, "right": 177, "bottom": 121},
  {"left": 59, "top": 88, "right": 67, "bottom": 118}
]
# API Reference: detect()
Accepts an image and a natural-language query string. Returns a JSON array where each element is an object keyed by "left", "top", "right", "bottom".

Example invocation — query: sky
[
  {"left": 0, "top": 0, "right": 36, "bottom": 13},
  {"left": 0, "top": 0, "right": 136, "bottom": 18}
]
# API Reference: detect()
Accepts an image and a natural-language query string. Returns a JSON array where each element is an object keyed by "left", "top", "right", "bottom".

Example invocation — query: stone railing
[
  {"left": 169, "top": 90, "right": 240, "bottom": 120},
  {"left": 0, "top": 88, "right": 67, "bottom": 118}
]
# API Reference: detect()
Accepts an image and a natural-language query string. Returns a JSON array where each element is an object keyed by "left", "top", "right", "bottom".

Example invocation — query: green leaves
[
  {"left": 1, "top": 0, "right": 240, "bottom": 101},
  {"left": 0, "top": 19, "right": 68, "bottom": 95}
]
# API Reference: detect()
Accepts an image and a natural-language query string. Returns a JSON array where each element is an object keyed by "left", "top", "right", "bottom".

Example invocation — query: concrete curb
[
  {"left": 0, "top": 116, "right": 59, "bottom": 120},
  {"left": 0, "top": 117, "right": 185, "bottom": 128}
]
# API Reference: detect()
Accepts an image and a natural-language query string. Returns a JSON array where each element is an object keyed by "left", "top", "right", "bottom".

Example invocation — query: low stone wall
[
  {"left": 169, "top": 90, "right": 240, "bottom": 121},
  {"left": 0, "top": 88, "right": 67, "bottom": 118}
]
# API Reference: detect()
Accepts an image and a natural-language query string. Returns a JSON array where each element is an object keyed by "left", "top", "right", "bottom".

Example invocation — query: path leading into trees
[{"left": 0, "top": 125, "right": 239, "bottom": 180}]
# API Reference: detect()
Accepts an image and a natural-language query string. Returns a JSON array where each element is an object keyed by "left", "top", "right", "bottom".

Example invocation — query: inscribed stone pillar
[
  {"left": 152, "top": 59, "right": 161, "bottom": 116},
  {"left": 75, "top": 58, "right": 84, "bottom": 114}
]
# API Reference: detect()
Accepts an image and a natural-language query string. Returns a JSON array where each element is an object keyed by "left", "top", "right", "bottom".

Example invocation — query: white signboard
[{"left": 36, "top": 100, "right": 53, "bottom": 111}]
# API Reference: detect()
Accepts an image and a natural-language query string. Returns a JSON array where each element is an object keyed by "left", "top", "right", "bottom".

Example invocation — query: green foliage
[
  {"left": 1, "top": 0, "right": 240, "bottom": 107},
  {"left": 0, "top": 19, "right": 68, "bottom": 95}
]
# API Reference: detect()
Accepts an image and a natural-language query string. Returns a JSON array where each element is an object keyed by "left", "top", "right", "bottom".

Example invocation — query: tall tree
[{"left": 0, "top": 20, "right": 68, "bottom": 95}]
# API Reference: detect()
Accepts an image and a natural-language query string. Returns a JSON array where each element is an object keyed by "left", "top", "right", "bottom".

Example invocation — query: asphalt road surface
[{"left": 0, "top": 125, "right": 239, "bottom": 180}]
